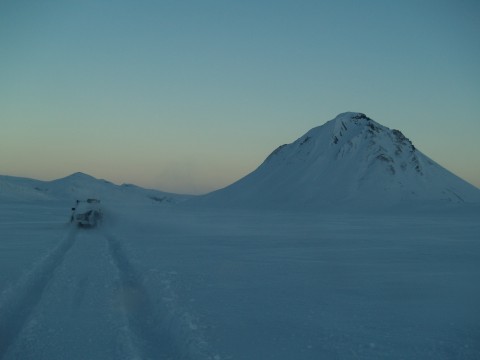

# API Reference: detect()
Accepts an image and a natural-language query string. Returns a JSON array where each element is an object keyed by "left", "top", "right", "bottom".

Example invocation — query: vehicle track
[
  {"left": 105, "top": 233, "right": 182, "bottom": 360},
  {"left": 0, "top": 227, "right": 213, "bottom": 360},
  {"left": 105, "top": 232, "right": 215, "bottom": 360},
  {"left": 0, "top": 228, "right": 77, "bottom": 358}
]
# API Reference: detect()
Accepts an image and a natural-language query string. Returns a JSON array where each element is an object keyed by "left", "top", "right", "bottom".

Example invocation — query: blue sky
[{"left": 1, "top": 0, "right": 479, "bottom": 194}]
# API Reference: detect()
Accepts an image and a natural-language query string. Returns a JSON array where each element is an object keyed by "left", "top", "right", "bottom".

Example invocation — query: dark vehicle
[{"left": 71, "top": 199, "right": 102, "bottom": 227}]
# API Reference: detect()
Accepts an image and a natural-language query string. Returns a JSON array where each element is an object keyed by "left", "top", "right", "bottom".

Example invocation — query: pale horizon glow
[{"left": 1, "top": 0, "right": 479, "bottom": 194}]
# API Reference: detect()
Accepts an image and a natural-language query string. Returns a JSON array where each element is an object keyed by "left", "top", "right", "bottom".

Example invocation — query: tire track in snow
[
  {"left": 0, "top": 227, "right": 77, "bottom": 359},
  {"left": 104, "top": 233, "right": 214, "bottom": 360},
  {"left": 106, "top": 233, "right": 178, "bottom": 359}
]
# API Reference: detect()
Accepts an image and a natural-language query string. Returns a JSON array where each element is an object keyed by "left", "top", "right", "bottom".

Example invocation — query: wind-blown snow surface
[
  {"left": 198, "top": 112, "right": 480, "bottom": 209},
  {"left": 1, "top": 197, "right": 479, "bottom": 359}
]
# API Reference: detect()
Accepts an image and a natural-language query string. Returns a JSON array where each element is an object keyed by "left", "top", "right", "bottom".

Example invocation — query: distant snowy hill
[
  {"left": 0, "top": 172, "right": 190, "bottom": 204},
  {"left": 197, "top": 112, "right": 480, "bottom": 209}
]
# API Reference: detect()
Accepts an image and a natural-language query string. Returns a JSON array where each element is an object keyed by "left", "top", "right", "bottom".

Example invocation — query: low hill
[{"left": 0, "top": 172, "right": 190, "bottom": 204}]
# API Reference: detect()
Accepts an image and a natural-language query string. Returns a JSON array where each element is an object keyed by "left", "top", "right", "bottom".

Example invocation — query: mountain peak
[
  {"left": 330, "top": 112, "right": 375, "bottom": 129},
  {"left": 333, "top": 112, "right": 372, "bottom": 122},
  {"left": 331, "top": 111, "right": 383, "bottom": 135},
  {"left": 61, "top": 172, "right": 97, "bottom": 181}
]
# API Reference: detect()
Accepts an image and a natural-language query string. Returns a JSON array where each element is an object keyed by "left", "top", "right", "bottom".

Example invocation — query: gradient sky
[{"left": 1, "top": 0, "right": 479, "bottom": 194}]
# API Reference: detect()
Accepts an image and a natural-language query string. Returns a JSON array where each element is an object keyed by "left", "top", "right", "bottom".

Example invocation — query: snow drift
[{"left": 197, "top": 112, "right": 480, "bottom": 209}]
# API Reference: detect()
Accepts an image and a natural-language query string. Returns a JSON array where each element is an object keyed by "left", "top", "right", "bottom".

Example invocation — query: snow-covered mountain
[
  {"left": 0, "top": 172, "right": 190, "bottom": 204},
  {"left": 198, "top": 112, "right": 480, "bottom": 209}
]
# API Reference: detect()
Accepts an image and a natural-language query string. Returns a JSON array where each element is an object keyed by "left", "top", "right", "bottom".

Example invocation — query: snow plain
[{"left": 1, "top": 197, "right": 479, "bottom": 359}]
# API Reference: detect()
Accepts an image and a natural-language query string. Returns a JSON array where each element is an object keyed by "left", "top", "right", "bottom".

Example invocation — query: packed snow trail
[
  {"left": 105, "top": 233, "right": 179, "bottom": 359},
  {"left": 104, "top": 232, "right": 213, "bottom": 360},
  {"left": 0, "top": 225, "right": 214, "bottom": 360},
  {"left": 1, "top": 229, "right": 138, "bottom": 360},
  {"left": 0, "top": 228, "right": 77, "bottom": 358}
]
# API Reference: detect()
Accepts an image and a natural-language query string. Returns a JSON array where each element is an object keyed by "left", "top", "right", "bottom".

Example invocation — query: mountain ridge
[
  {"left": 2, "top": 112, "right": 478, "bottom": 209},
  {"left": 0, "top": 172, "right": 190, "bottom": 204}
]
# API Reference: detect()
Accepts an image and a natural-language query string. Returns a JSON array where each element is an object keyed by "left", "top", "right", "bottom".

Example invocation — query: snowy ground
[{"left": 1, "top": 200, "right": 479, "bottom": 359}]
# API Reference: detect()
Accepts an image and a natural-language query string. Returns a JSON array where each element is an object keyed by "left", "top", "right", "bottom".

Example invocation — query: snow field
[
  {"left": 0, "top": 200, "right": 479, "bottom": 359},
  {"left": 0, "top": 201, "right": 216, "bottom": 360},
  {"left": 112, "top": 207, "right": 480, "bottom": 359}
]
